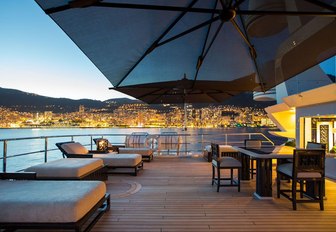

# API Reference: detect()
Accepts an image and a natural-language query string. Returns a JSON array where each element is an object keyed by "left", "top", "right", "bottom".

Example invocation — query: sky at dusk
[
  {"left": 0, "top": 1, "right": 335, "bottom": 101},
  {"left": 0, "top": 0, "right": 131, "bottom": 101}
]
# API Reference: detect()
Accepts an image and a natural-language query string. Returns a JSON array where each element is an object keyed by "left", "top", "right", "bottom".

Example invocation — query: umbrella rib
[
  {"left": 236, "top": 12, "right": 266, "bottom": 92},
  {"left": 230, "top": 19, "right": 256, "bottom": 57},
  {"left": 303, "top": 0, "right": 336, "bottom": 12},
  {"left": 194, "top": 0, "right": 220, "bottom": 83},
  {"left": 219, "top": 0, "right": 227, "bottom": 9},
  {"left": 205, "top": 92, "right": 222, "bottom": 103},
  {"left": 198, "top": 0, "right": 219, "bottom": 61},
  {"left": 45, "top": 2, "right": 221, "bottom": 15},
  {"left": 137, "top": 88, "right": 166, "bottom": 100},
  {"left": 114, "top": 0, "right": 199, "bottom": 87},
  {"left": 44, "top": 1, "right": 336, "bottom": 17},
  {"left": 157, "top": 16, "right": 221, "bottom": 47},
  {"left": 227, "top": 0, "right": 234, "bottom": 8},
  {"left": 232, "top": 0, "right": 246, "bottom": 9},
  {"left": 193, "top": 20, "right": 224, "bottom": 85},
  {"left": 147, "top": 88, "right": 175, "bottom": 104},
  {"left": 202, "top": 21, "right": 224, "bottom": 62},
  {"left": 237, "top": 10, "right": 336, "bottom": 17}
]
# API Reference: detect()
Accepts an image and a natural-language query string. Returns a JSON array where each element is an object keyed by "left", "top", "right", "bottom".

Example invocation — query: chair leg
[
  {"left": 300, "top": 180, "right": 304, "bottom": 198},
  {"left": 292, "top": 180, "right": 297, "bottom": 210},
  {"left": 238, "top": 168, "right": 241, "bottom": 192},
  {"left": 217, "top": 167, "right": 221, "bottom": 192},
  {"left": 211, "top": 165, "right": 215, "bottom": 185},
  {"left": 276, "top": 172, "right": 281, "bottom": 198},
  {"left": 319, "top": 180, "right": 324, "bottom": 211},
  {"left": 250, "top": 159, "right": 254, "bottom": 179}
]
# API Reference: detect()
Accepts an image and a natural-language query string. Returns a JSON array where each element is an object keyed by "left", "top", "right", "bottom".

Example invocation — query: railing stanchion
[
  {"left": 201, "top": 133, "right": 204, "bottom": 155},
  {"left": 185, "top": 133, "right": 187, "bottom": 156},
  {"left": 90, "top": 136, "right": 93, "bottom": 150},
  {"left": 225, "top": 134, "right": 228, "bottom": 145},
  {"left": 44, "top": 137, "right": 48, "bottom": 163},
  {"left": 3, "top": 140, "right": 7, "bottom": 172}
]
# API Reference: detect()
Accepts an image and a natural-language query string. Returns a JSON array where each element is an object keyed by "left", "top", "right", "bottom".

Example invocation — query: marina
[{"left": 0, "top": 127, "right": 284, "bottom": 172}]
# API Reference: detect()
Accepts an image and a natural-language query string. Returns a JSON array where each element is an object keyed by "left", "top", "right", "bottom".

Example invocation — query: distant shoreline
[{"left": 0, "top": 126, "right": 277, "bottom": 129}]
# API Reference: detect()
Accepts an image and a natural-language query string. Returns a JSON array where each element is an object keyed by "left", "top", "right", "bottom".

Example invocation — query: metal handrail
[{"left": 0, "top": 132, "right": 275, "bottom": 172}]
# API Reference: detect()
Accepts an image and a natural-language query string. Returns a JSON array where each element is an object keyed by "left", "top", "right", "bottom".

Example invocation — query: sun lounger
[
  {"left": 93, "top": 132, "right": 154, "bottom": 162},
  {"left": 24, "top": 158, "right": 107, "bottom": 181},
  {"left": 0, "top": 173, "right": 110, "bottom": 232},
  {"left": 56, "top": 141, "right": 143, "bottom": 176}
]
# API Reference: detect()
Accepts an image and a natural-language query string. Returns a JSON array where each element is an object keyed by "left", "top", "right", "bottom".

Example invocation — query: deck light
[{"left": 97, "top": 138, "right": 108, "bottom": 152}]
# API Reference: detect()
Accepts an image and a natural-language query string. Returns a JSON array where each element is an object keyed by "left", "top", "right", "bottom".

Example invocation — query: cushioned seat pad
[
  {"left": 93, "top": 153, "right": 142, "bottom": 167},
  {"left": 212, "top": 157, "right": 242, "bottom": 168},
  {"left": 0, "top": 180, "right": 106, "bottom": 223},
  {"left": 24, "top": 158, "right": 104, "bottom": 178},
  {"left": 277, "top": 163, "right": 322, "bottom": 178},
  {"left": 219, "top": 145, "right": 238, "bottom": 153}
]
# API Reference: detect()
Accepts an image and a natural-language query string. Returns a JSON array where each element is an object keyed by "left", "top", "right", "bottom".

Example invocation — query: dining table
[{"left": 234, "top": 146, "right": 294, "bottom": 199}]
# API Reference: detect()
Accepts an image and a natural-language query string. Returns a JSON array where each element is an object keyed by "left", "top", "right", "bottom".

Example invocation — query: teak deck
[{"left": 93, "top": 156, "right": 336, "bottom": 232}]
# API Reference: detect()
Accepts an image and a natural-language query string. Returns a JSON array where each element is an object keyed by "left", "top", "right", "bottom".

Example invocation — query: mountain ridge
[{"left": 0, "top": 87, "right": 275, "bottom": 112}]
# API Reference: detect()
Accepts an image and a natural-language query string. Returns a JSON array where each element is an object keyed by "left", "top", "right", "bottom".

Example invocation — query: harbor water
[{"left": 0, "top": 127, "right": 286, "bottom": 172}]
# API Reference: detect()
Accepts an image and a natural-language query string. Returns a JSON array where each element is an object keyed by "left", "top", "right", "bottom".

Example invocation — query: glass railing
[{"left": 0, "top": 132, "right": 276, "bottom": 172}]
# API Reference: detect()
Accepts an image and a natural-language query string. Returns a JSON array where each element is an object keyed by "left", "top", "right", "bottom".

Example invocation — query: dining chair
[
  {"left": 244, "top": 139, "right": 262, "bottom": 179},
  {"left": 276, "top": 149, "right": 325, "bottom": 210},
  {"left": 211, "top": 143, "right": 242, "bottom": 192}
]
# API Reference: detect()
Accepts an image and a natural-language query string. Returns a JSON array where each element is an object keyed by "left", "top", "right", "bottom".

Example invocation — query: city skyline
[
  {"left": 1, "top": 1, "right": 335, "bottom": 102},
  {"left": 0, "top": 102, "right": 273, "bottom": 129}
]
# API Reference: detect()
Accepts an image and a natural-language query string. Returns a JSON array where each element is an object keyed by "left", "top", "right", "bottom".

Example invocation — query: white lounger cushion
[
  {"left": 93, "top": 153, "right": 142, "bottom": 167},
  {"left": 0, "top": 180, "right": 106, "bottom": 223},
  {"left": 24, "top": 158, "right": 104, "bottom": 178},
  {"left": 61, "top": 142, "right": 89, "bottom": 154},
  {"left": 119, "top": 147, "right": 153, "bottom": 156}
]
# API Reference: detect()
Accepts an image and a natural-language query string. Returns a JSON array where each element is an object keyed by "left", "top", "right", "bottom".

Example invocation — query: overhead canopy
[
  {"left": 110, "top": 75, "right": 259, "bottom": 104},
  {"left": 35, "top": 0, "right": 336, "bottom": 94}
]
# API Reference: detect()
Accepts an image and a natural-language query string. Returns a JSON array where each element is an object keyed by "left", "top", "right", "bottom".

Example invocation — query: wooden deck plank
[{"left": 92, "top": 156, "right": 336, "bottom": 232}]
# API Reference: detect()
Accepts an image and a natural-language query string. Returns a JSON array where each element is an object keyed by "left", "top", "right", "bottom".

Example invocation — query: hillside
[
  {"left": 0, "top": 87, "right": 105, "bottom": 113},
  {"left": 0, "top": 87, "right": 275, "bottom": 112}
]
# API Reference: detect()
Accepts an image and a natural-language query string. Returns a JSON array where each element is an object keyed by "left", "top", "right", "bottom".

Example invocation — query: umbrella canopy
[
  {"left": 110, "top": 74, "right": 259, "bottom": 104},
  {"left": 35, "top": 0, "right": 336, "bottom": 97}
]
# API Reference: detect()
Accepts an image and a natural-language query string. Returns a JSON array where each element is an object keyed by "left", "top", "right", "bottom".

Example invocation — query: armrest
[
  {"left": 65, "top": 154, "right": 93, "bottom": 158},
  {"left": 0, "top": 172, "right": 37, "bottom": 180}
]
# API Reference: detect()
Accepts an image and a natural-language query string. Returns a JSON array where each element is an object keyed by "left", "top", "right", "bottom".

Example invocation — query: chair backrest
[
  {"left": 56, "top": 141, "right": 89, "bottom": 157},
  {"left": 211, "top": 143, "right": 220, "bottom": 160},
  {"left": 244, "top": 139, "right": 262, "bottom": 149},
  {"left": 293, "top": 149, "right": 325, "bottom": 178},
  {"left": 125, "top": 132, "right": 149, "bottom": 148},
  {"left": 306, "top": 141, "right": 326, "bottom": 150}
]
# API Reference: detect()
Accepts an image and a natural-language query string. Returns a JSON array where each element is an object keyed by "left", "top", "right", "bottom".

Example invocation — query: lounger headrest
[{"left": 61, "top": 142, "right": 89, "bottom": 155}]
